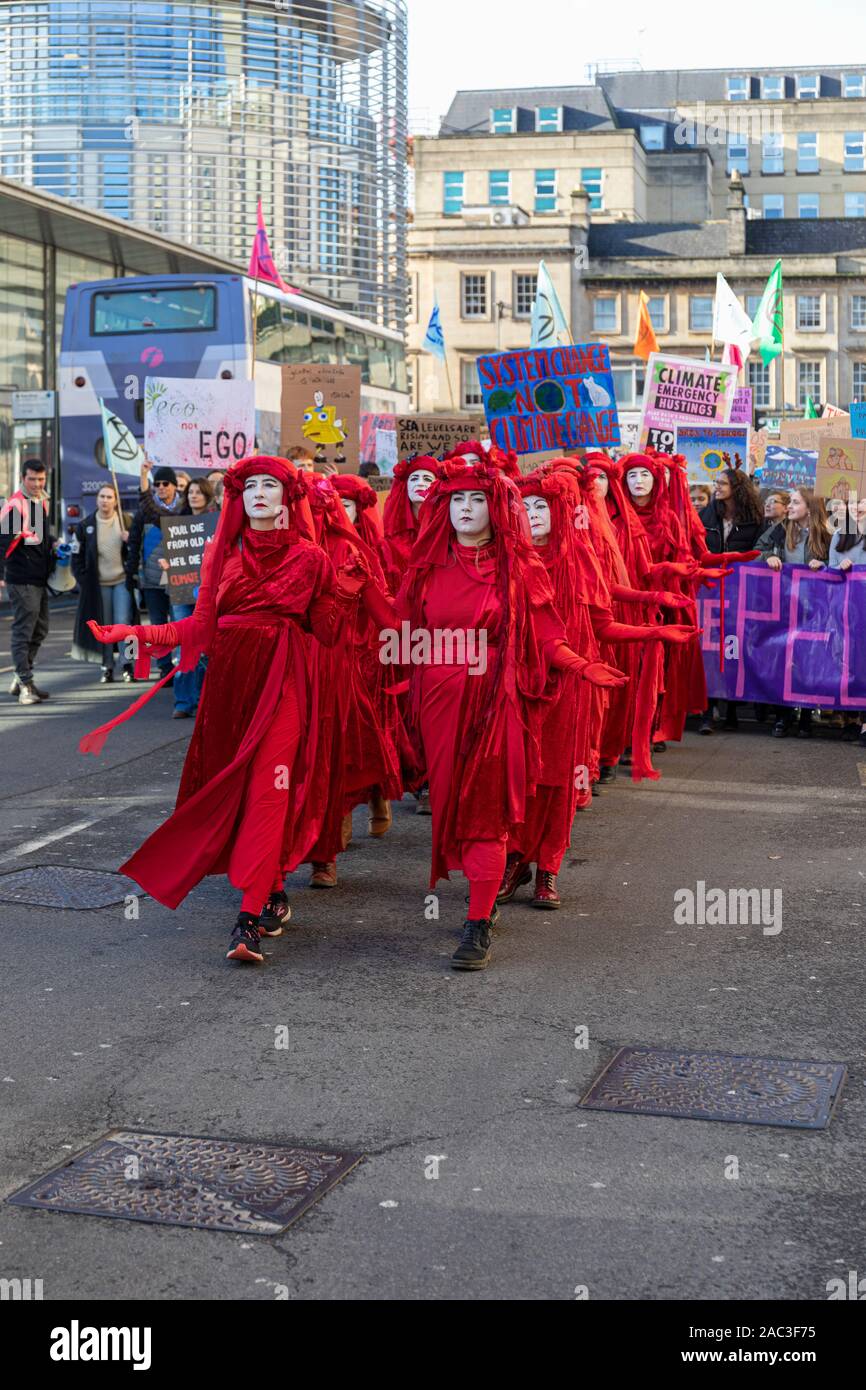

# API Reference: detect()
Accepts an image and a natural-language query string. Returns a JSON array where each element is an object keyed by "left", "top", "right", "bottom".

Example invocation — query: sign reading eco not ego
[{"left": 144, "top": 378, "right": 256, "bottom": 471}]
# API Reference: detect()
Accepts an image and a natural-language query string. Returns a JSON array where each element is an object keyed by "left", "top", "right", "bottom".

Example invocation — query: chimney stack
[{"left": 727, "top": 170, "right": 747, "bottom": 257}]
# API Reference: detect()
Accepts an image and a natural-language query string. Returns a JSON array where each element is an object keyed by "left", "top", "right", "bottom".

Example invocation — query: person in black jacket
[
  {"left": 697, "top": 468, "right": 764, "bottom": 734},
  {"left": 71, "top": 484, "right": 137, "bottom": 682},
  {"left": 125, "top": 468, "right": 189, "bottom": 680},
  {"left": 0, "top": 459, "right": 56, "bottom": 705}
]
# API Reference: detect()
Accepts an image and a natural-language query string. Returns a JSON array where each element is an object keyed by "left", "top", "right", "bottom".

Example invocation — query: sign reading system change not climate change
[{"left": 477, "top": 345, "right": 620, "bottom": 455}]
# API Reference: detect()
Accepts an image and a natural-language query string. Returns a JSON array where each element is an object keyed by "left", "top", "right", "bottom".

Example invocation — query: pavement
[{"left": 0, "top": 607, "right": 864, "bottom": 1302}]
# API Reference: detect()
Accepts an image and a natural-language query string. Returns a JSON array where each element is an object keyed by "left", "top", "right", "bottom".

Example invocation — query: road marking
[{"left": 1, "top": 819, "right": 98, "bottom": 860}]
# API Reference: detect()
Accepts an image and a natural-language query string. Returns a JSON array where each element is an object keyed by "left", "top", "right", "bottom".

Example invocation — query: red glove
[
  {"left": 705, "top": 549, "right": 761, "bottom": 566},
  {"left": 651, "top": 590, "right": 691, "bottom": 609},
  {"left": 335, "top": 555, "right": 369, "bottom": 598},
  {"left": 581, "top": 659, "right": 629, "bottom": 688},
  {"left": 87, "top": 620, "right": 137, "bottom": 645},
  {"left": 649, "top": 562, "right": 695, "bottom": 583},
  {"left": 658, "top": 625, "right": 701, "bottom": 646}
]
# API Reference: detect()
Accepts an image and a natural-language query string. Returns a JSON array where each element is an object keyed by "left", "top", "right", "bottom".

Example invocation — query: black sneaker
[
  {"left": 259, "top": 890, "right": 291, "bottom": 938},
  {"left": 598, "top": 764, "right": 617, "bottom": 784},
  {"left": 122, "top": 665, "right": 135, "bottom": 684},
  {"left": 226, "top": 913, "right": 264, "bottom": 964},
  {"left": 772, "top": 721, "right": 789, "bottom": 739},
  {"left": 452, "top": 919, "right": 492, "bottom": 971},
  {"left": 100, "top": 670, "right": 114, "bottom": 684}
]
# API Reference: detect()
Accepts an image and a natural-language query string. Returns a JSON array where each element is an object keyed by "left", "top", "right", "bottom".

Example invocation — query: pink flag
[
  {"left": 248, "top": 199, "right": 297, "bottom": 295},
  {"left": 722, "top": 342, "right": 744, "bottom": 371}
]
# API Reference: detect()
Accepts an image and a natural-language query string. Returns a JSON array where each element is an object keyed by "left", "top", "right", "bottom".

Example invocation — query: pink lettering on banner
[
  {"left": 840, "top": 570, "right": 866, "bottom": 708},
  {"left": 734, "top": 566, "right": 781, "bottom": 700},
  {"left": 783, "top": 571, "right": 835, "bottom": 707}
]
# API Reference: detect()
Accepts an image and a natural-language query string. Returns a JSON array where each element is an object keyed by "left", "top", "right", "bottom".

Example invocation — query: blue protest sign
[
  {"left": 849, "top": 403, "right": 866, "bottom": 439},
  {"left": 477, "top": 344, "right": 620, "bottom": 454}
]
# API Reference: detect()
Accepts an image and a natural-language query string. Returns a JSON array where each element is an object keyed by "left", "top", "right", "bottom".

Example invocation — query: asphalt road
[{"left": 1, "top": 607, "right": 864, "bottom": 1301}]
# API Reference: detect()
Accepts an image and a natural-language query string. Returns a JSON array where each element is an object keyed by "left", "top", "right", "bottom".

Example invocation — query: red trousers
[{"left": 233, "top": 681, "right": 301, "bottom": 914}]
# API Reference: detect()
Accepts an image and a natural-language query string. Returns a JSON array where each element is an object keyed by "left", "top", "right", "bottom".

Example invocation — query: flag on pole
[
  {"left": 633, "top": 290, "right": 659, "bottom": 363},
  {"left": 530, "top": 260, "right": 570, "bottom": 348},
  {"left": 722, "top": 342, "right": 744, "bottom": 371},
  {"left": 422, "top": 298, "right": 446, "bottom": 360},
  {"left": 803, "top": 396, "right": 819, "bottom": 419},
  {"left": 751, "top": 259, "right": 784, "bottom": 366},
  {"left": 248, "top": 199, "right": 296, "bottom": 295},
  {"left": 99, "top": 399, "right": 146, "bottom": 477},
  {"left": 713, "top": 272, "right": 753, "bottom": 365}
]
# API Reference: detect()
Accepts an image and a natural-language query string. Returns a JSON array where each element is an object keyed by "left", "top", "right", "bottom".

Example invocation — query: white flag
[{"left": 713, "top": 273, "right": 753, "bottom": 363}]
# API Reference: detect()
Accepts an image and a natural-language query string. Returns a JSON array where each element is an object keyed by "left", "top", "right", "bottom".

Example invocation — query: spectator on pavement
[
  {"left": 0, "top": 458, "right": 56, "bottom": 705},
  {"left": 71, "top": 483, "right": 137, "bottom": 683},
  {"left": 184, "top": 478, "right": 218, "bottom": 515},
  {"left": 206, "top": 470, "right": 226, "bottom": 508},
  {"left": 125, "top": 466, "right": 189, "bottom": 686}
]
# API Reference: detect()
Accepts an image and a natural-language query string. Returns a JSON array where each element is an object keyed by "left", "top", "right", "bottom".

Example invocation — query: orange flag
[{"left": 634, "top": 290, "right": 659, "bottom": 362}]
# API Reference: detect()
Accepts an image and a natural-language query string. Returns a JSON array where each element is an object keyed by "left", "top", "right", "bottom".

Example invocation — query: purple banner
[{"left": 699, "top": 563, "right": 866, "bottom": 709}]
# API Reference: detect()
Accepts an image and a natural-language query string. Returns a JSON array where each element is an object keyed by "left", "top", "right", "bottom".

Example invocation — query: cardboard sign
[
  {"left": 395, "top": 414, "right": 488, "bottom": 461},
  {"left": 779, "top": 417, "right": 851, "bottom": 451},
  {"left": 674, "top": 424, "right": 751, "bottom": 484},
  {"left": 144, "top": 379, "right": 255, "bottom": 472},
  {"left": 639, "top": 354, "right": 737, "bottom": 454},
  {"left": 613, "top": 410, "right": 641, "bottom": 457},
  {"left": 730, "top": 388, "right": 753, "bottom": 425},
  {"left": 849, "top": 403, "right": 866, "bottom": 439},
  {"left": 821, "top": 403, "right": 849, "bottom": 419},
  {"left": 759, "top": 445, "right": 818, "bottom": 492},
  {"left": 815, "top": 438, "right": 866, "bottom": 502},
  {"left": 477, "top": 344, "right": 620, "bottom": 455},
  {"left": 280, "top": 364, "right": 361, "bottom": 472},
  {"left": 159, "top": 513, "right": 219, "bottom": 606},
  {"left": 360, "top": 412, "right": 396, "bottom": 464}
]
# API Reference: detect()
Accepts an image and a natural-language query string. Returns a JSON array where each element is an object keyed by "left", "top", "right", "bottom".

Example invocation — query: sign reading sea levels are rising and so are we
[{"left": 477, "top": 344, "right": 621, "bottom": 455}]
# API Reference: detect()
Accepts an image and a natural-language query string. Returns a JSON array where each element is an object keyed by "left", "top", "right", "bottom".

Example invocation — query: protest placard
[
  {"left": 477, "top": 344, "right": 620, "bottom": 455},
  {"left": 280, "top": 364, "right": 361, "bottom": 471},
  {"left": 638, "top": 353, "right": 737, "bottom": 454},
  {"left": 730, "top": 388, "right": 753, "bottom": 425},
  {"left": 159, "top": 513, "right": 219, "bottom": 606},
  {"left": 674, "top": 424, "right": 750, "bottom": 483},
  {"left": 144, "top": 379, "right": 255, "bottom": 472},
  {"left": 759, "top": 445, "right": 818, "bottom": 491},
  {"left": 779, "top": 416, "right": 850, "bottom": 451},
  {"left": 613, "top": 411, "right": 641, "bottom": 456},
  {"left": 360, "top": 412, "right": 396, "bottom": 465},
  {"left": 849, "top": 403, "right": 866, "bottom": 440},
  {"left": 395, "top": 415, "right": 488, "bottom": 460},
  {"left": 815, "top": 437, "right": 866, "bottom": 502}
]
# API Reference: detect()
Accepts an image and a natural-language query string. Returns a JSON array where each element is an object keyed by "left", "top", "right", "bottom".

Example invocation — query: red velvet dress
[{"left": 120, "top": 531, "right": 343, "bottom": 910}]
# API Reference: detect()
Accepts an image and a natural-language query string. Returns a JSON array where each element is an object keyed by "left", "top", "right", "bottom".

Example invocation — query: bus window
[
  {"left": 281, "top": 305, "right": 312, "bottom": 363},
  {"left": 255, "top": 298, "right": 285, "bottom": 360},
  {"left": 368, "top": 334, "right": 395, "bottom": 392},
  {"left": 309, "top": 314, "right": 337, "bottom": 365},
  {"left": 92, "top": 285, "right": 216, "bottom": 334},
  {"left": 344, "top": 326, "right": 369, "bottom": 378}
]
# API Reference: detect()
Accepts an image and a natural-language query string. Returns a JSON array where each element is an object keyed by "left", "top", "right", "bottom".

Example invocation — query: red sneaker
[
  {"left": 497, "top": 853, "right": 532, "bottom": 904},
  {"left": 532, "top": 870, "right": 561, "bottom": 910}
]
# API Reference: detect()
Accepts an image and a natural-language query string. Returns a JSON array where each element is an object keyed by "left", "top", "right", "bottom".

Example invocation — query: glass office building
[{"left": 0, "top": 1, "right": 409, "bottom": 330}]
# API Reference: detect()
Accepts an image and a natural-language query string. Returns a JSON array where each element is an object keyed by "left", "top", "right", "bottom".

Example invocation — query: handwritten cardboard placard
[
  {"left": 779, "top": 417, "right": 851, "bottom": 451},
  {"left": 815, "top": 437, "right": 866, "bottom": 502},
  {"left": 395, "top": 415, "right": 488, "bottom": 461},
  {"left": 159, "top": 513, "right": 219, "bottom": 605},
  {"left": 280, "top": 364, "right": 361, "bottom": 472}
]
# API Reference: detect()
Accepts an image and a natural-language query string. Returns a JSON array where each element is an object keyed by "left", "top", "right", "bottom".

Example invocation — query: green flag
[
  {"left": 803, "top": 396, "right": 819, "bottom": 419},
  {"left": 751, "top": 259, "right": 784, "bottom": 367}
]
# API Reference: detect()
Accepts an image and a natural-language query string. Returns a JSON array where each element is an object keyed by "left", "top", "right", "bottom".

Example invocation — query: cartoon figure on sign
[{"left": 303, "top": 391, "right": 347, "bottom": 467}]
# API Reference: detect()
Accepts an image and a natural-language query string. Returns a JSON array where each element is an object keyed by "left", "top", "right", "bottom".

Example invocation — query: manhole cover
[
  {"left": 8, "top": 1131, "right": 363, "bottom": 1235},
  {"left": 579, "top": 1047, "right": 846, "bottom": 1130},
  {"left": 0, "top": 866, "right": 142, "bottom": 910}
]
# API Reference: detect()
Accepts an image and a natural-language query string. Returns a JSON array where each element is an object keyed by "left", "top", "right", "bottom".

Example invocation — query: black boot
[{"left": 452, "top": 919, "right": 492, "bottom": 971}]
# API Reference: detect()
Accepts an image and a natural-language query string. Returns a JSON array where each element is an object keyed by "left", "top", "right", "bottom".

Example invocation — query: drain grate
[
  {"left": 579, "top": 1046, "right": 846, "bottom": 1130},
  {"left": 0, "top": 866, "right": 143, "bottom": 910},
  {"left": 8, "top": 1131, "right": 363, "bottom": 1235}
]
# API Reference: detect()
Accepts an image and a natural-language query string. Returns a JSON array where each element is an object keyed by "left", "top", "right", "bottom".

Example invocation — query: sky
[{"left": 406, "top": 0, "right": 866, "bottom": 130}]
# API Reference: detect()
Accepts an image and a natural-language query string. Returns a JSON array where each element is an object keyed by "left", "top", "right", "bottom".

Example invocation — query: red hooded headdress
[{"left": 382, "top": 457, "right": 441, "bottom": 578}]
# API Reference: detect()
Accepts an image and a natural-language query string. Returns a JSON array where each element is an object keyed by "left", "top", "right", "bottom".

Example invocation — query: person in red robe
[
  {"left": 81, "top": 456, "right": 363, "bottom": 964},
  {"left": 350, "top": 459, "right": 628, "bottom": 972},
  {"left": 383, "top": 457, "right": 440, "bottom": 584},
  {"left": 499, "top": 466, "right": 696, "bottom": 908}
]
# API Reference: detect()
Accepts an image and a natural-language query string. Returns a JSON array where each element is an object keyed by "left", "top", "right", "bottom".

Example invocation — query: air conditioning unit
[{"left": 461, "top": 205, "right": 530, "bottom": 228}]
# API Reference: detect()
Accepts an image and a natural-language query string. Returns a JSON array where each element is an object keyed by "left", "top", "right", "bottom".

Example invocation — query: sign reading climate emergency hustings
[
  {"left": 639, "top": 353, "right": 737, "bottom": 454},
  {"left": 477, "top": 345, "right": 620, "bottom": 455}
]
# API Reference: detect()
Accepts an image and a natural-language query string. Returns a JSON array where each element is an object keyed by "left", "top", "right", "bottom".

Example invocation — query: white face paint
[
  {"left": 450, "top": 490, "right": 491, "bottom": 540},
  {"left": 407, "top": 469, "right": 436, "bottom": 506},
  {"left": 523, "top": 494, "right": 551, "bottom": 541},
  {"left": 340, "top": 496, "right": 358, "bottom": 524},
  {"left": 243, "top": 474, "right": 284, "bottom": 522},
  {"left": 626, "top": 467, "right": 654, "bottom": 499},
  {"left": 592, "top": 472, "right": 609, "bottom": 499}
]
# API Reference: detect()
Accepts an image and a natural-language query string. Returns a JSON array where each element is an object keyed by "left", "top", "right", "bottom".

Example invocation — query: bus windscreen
[{"left": 92, "top": 286, "right": 217, "bottom": 335}]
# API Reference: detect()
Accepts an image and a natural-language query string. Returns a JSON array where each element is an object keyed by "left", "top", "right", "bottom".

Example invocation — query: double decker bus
[{"left": 58, "top": 273, "right": 409, "bottom": 530}]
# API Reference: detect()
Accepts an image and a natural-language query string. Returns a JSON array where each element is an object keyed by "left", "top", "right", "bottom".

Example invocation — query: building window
[
  {"left": 727, "top": 136, "right": 750, "bottom": 175},
  {"left": 514, "top": 273, "right": 538, "bottom": 319},
  {"left": 647, "top": 295, "right": 667, "bottom": 332},
  {"left": 490, "top": 107, "right": 516, "bottom": 134},
  {"left": 536, "top": 105, "right": 562, "bottom": 133},
  {"left": 689, "top": 296, "right": 714, "bottom": 332},
  {"left": 640, "top": 124, "right": 665, "bottom": 151},
  {"left": 763, "top": 194, "right": 785, "bottom": 218},
  {"left": 844, "top": 132, "right": 865, "bottom": 172},
  {"left": 853, "top": 361, "right": 866, "bottom": 399},
  {"left": 749, "top": 358, "right": 771, "bottom": 409},
  {"left": 535, "top": 169, "right": 557, "bottom": 213},
  {"left": 746, "top": 294, "right": 763, "bottom": 320},
  {"left": 489, "top": 170, "right": 511, "bottom": 205},
  {"left": 843, "top": 74, "right": 866, "bottom": 98},
  {"left": 461, "top": 359, "right": 483, "bottom": 409},
  {"left": 797, "top": 294, "right": 822, "bottom": 330},
  {"left": 797, "top": 132, "right": 819, "bottom": 173},
  {"left": 846, "top": 192, "right": 866, "bottom": 217},
  {"left": 592, "top": 297, "right": 618, "bottom": 333},
  {"left": 797, "top": 360, "right": 822, "bottom": 407},
  {"left": 407, "top": 275, "right": 417, "bottom": 323},
  {"left": 851, "top": 295, "right": 866, "bottom": 330},
  {"left": 762, "top": 131, "right": 784, "bottom": 174},
  {"left": 100, "top": 153, "right": 130, "bottom": 219},
  {"left": 797, "top": 74, "right": 821, "bottom": 99},
  {"left": 443, "top": 171, "right": 464, "bottom": 216},
  {"left": 798, "top": 194, "right": 820, "bottom": 218},
  {"left": 727, "top": 76, "right": 749, "bottom": 101},
  {"left": 610, "top": 364, "right": 646, "bottom": 409},
  {"left": 461, "top": 273, "right": 488, "bottom": 319},
  {"left": 761, "top": 75, "right": 785, "bottom": 100},
  {"left": 581, "top": 167, "right": 603, "bottom": 211}
]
